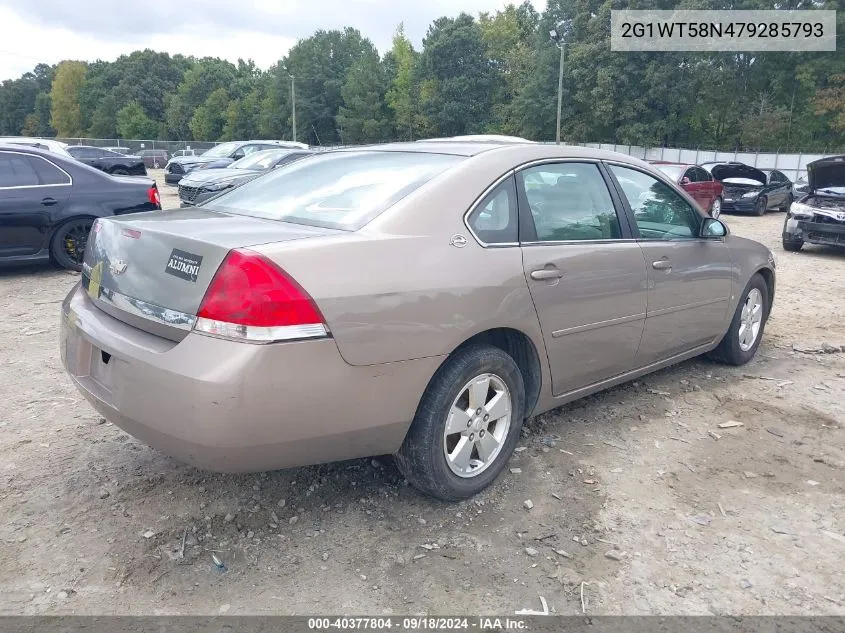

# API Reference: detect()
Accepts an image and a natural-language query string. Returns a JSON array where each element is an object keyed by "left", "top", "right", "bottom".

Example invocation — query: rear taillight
[
  {"left": 194, "top": 249, "right": 328, "bottom": 343},
  {"left": 148, "top": 186, "right": 160, "bottom": 207}
]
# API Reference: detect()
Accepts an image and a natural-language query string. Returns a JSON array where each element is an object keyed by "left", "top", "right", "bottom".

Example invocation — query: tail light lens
[
  {"left": 148, "top": 186, "right": 161, "bottom": 207},
  {"left": 194, "top": 249, "right": 328, "bottom": 343}
]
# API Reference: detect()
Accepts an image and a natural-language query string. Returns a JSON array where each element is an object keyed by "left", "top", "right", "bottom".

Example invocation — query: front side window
[
  {"left": 207, "top": 151, "right": 464, "bottom": 231},
  {"left": 519, "top": 162, "right": 621, "bottom": 242},
  {"left": 467, "top": 177, "right": 517, "bottom": 244},
  {"left": 0, "top": 153, "right": 40, "bottom": 187},
  {"left": 609, "top": 164, "right": 702, "bottom": 240},
  {"left": 683, "top": 168, "right": 697, "bottom": 183}
]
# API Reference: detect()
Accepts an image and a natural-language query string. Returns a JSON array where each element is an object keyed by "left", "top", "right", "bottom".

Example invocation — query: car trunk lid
[{"left": 81, "top": 208, "right": 339, "bottom": 341}]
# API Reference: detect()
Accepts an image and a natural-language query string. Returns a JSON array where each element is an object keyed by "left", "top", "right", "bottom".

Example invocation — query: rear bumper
[
  {"left": 783, "top": 216, "right": 845, "bottom": 247},
  {"left": 60, "top": 284, "right": 442, "bottom": 472}
]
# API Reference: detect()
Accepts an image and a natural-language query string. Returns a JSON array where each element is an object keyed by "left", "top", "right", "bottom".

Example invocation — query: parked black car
[
  {"left": 178, "top": 148, "right": 315, "bottom": 206},
  {"left": 783, "top": 155, "right": 845, "bottom": 252},
  {"left": 67, "top": 145, "right": 147, "bottom": 176},
  {"left": 164, "top": 140, "right": 308, "bottom": 185},
  {"left": 0, "top": 144, "right": 161, "bottom": 270},
  {"left": 136, "top": 149, "right": 169, "bottom": 169},
  {"left": 700, "top": 162, "right": 793, "bottom": 216}
]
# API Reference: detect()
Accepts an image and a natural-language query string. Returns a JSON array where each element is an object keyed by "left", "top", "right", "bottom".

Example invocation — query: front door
[
  {"left": 606, "top": 163, "right": 733, "bottom": 364},
  {"left": 517, "top": 161, "right": 648, "bottom": 396},
  {"left": 0, "top": 151, "right": 70, "bottom": 257}
]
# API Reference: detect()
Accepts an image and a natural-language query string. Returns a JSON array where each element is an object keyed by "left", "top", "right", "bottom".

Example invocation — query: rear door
[
  {"left": 0, "top": 151, "right": 71, "bottom": 257},
  {"left": 606, "top": 163, "right": 732, "bottom": 364},
  {"left": 517, "top": 161, "right": 648, "bottom": 396}
]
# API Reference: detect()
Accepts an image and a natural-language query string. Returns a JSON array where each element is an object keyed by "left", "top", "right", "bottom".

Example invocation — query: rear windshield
[{"left": 206, "top": 151, "right": 464, "bottom": 231}]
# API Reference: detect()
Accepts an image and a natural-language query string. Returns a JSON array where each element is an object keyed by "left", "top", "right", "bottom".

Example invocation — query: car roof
[
  {"left": 652, "top": 162, "right": 693, "bottom": 167},
  {"left": 333, "top": 141, "right": 655, "bottom": 165},
  {"left": 0, "top": 143, "right": 56, "bottom": 155}
]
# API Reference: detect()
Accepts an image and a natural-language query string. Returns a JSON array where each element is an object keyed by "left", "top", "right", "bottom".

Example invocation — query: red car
[{"left": 651, "top": 162, "right": 724, "bottom": 218}]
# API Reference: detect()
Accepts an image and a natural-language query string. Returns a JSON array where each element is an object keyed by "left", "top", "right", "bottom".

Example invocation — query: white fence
[{"left": 571, "top": 143, "right": 828, "bottom": 182}]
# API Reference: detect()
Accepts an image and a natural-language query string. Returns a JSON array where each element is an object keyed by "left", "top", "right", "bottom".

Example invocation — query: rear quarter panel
[{"left": 251, "top": 149, "right": 550, "bottom": 371}]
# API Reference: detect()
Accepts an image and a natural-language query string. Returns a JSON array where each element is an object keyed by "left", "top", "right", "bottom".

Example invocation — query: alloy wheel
[
  {"left": 443, "top": 373, "right": 512, "bottom": 478},
  {"left": 738, "top": 288, "right": 764, "bottom": 352}
]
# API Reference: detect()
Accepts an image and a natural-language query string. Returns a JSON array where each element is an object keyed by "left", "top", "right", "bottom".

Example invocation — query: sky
[{"left": 0, "top": 0, "right": 546, "bottom": 81}]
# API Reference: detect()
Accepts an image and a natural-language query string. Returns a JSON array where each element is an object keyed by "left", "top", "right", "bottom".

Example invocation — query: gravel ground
[{"left": 0, "top": 175, "right": 843, "bottom": 616}]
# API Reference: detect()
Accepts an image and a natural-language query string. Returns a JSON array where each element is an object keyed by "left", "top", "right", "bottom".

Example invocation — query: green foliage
[
  {"left": 50, "top": 61, "right": 86, "bottom": 137},
  {"left": 418, "top": 13, "right": 493, "bottom": 136},
  {"left": 337, "top": 52, "right": 393, "bottom": 143},
  {"left": 116, "top": 101, "right": 159, "bottom": 139},
  {"left": 1, "top": 1, "right": 843, "bottom": 151}
]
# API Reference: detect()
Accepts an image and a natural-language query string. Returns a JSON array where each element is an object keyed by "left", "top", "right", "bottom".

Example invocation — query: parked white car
[{"left": 0, "top": 137, "right": 72, "bottom": 157}]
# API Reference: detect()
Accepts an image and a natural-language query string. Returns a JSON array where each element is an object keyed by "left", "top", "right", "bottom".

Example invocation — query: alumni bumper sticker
[{"left": 165, "top": 248, "right": 203, "bottom": 282}]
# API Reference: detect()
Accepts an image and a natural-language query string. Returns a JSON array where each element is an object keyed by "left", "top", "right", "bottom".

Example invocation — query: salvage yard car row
[{"left": 1, "top": 134, "right": 843, "bottom": 503}]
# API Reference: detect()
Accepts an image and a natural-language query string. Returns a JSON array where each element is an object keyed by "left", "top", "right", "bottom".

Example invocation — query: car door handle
[
  {"left": 530, "top": 268, "right": 564, "bottom": 280},
  {"left": 41, "top": 197, "right": 58, "bottom": 206},
  {"left": 652, "top": 259, "right": 672, "bottom": 271}
]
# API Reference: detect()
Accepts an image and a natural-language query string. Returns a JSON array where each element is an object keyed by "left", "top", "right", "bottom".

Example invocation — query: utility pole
[
  {"left": 283, "top": 66, "right": 297, "bottom": 142},
  {"left": 549, "top": 20, "right": 571, "bottom": 145}
]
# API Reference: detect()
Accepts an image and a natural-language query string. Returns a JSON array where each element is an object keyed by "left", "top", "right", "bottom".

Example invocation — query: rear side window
[
  {"left": 28, "top": 156, "right": 70, "bottom": 185},
  {"left": 695, "top": 167, "right": 712, "bottom": 182},
  {"left": 210, "top": 151, "right": 465, "bottom": 231},
  {"left": 467, "top": 177, "right": 518, "bottom": 244}
]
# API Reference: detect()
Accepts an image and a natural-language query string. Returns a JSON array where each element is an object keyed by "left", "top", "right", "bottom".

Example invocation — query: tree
[
  {"left": 337, "top": 53, "right": 393, "bottom": 143},
  {"left": 418, "top": 14, "right": 493, "bottom": 137},
  {"left": 813, "top": 74, "right": 845, "bottom": 136},
  {"left": 479, "top": 2, "right": 538, "bottom": 135},
  {"left": 278, "top": 28, "right": 379, "bottom": 145},
  {"left": 116, "top": 101, "right": 159, "bottom": 139},
  {"left": 50, "top": 61, "right": 87, "bottom": 137},
  {"left": 385, "top": 24, "right": 421, "bottom": 140},
  {"left": 190, "top": 88, "right": 230, "bottom": 140}
]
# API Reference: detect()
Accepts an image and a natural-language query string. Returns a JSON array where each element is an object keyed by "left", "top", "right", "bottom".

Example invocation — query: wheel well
[
  {"left": 47, "top": 215, "right": 97, "bottom": 248},
  {"left": 454, "top": 328, "right": 542, "bottom": 418},
  {"left": 755, "top": 267, "right": 775, "bottom": 314}
]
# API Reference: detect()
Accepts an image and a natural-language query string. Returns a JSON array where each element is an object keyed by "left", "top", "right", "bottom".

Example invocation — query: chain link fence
[{"left": 25, "top": 136, "right": 838, "bottom": 182}]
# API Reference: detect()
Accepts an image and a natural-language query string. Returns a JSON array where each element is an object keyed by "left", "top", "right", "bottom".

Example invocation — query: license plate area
[{"left": 89, "top": 346, "right": 114, "bottom": 391}]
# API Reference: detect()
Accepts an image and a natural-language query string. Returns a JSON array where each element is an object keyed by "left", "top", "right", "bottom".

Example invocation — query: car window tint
[
  {"left": 27, "top": 156, "right": 70, "bottom": 185},
  {"left": 208, "top": 151, "right": 464, "bottom": 231},
  {"left": 0, "top": 153, "right": 41, "bottom": 187},
  {"left": 520, "top": 162, "right": 621, "bottom": 242},
  {"left": 610, "top": 165, "right": 702, "bottom": 241},
  {"left": 467, "top": 177, "right": 518, "bottom": 244},
  {"left": 695, "top": 168, "right": 712, "bottom": 182},
  {"left": 683, "top": 168, "right": 697, "bottom": 183}
]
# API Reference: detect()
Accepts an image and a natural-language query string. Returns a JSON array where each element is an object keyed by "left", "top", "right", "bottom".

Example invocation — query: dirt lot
[{"left": 1, "top": 176, "right": 843, "bottom": 616}]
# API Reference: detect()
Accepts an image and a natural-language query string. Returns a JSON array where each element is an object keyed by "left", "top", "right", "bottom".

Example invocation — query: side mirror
[
  {"left": 680, "top": 177, "right": 691, "bottom": 185},
  {"left": 701, "top": 217, "right": 727, "bottom": 238}
]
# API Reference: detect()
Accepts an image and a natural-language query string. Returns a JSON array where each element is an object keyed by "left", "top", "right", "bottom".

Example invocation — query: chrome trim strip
[
  {"left": 551, "top": 312, "right": 646, "bottom": 338},
  {"left": 86, "top": 281, "right": 196, "bottom": 331},
  {"left": 521, "top": 238, "right": 637, "bottom": 246},
  {"left": 462, "top": 169, "right": 517, "bottom": 248},
  {"left": 647, "top": 297, "right": 728, "bottom": 318},
  {"left": 0, "top": 150, "right": 73, "bottom": 189}
]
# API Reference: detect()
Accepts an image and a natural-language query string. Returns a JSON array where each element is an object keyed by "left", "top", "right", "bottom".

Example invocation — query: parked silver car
[{"left": 61, "top": 140, "right": 776, "bottom": 500}]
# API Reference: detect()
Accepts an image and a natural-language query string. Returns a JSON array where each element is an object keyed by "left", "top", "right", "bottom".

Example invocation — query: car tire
[
  {"left": 110, "top": 168, "right": 129, "bottom": 176},
  {"left": 754, "top": 197, "right": 767, "bottom": 216},
  {"left": 782, "top": 238, "right": 803, "bottom": 252},
  {"left": 709, "top": 274, "right": 769, "bottom": 366},
  {"left": 50, "top": 217, "right": 95, "bottom": 271},
  {"left": 710, "top": 197, "right": 722, "bottom": 219},
  {"left": 395, "top": 344, "right": 526, "bottom": 501}
]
